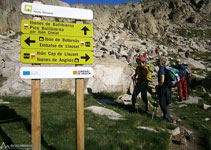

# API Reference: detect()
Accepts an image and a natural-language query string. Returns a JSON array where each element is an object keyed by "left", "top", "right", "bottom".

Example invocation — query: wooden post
[
  {"left": 31, "top": 74, "right": 41, "bottom": 150},
  {"left": 76, "top": 77, "right": 84, "bottom": 150},
  {"left": 75, "top": 20, "right": 85, "bottom": 150},
  {"left": 31, "top": 8, "right": 41, "bottom": 150}
]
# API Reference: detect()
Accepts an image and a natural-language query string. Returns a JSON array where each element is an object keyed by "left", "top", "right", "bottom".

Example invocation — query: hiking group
[{"left": 131, "top": 50, "right": 192, "bottom": 123}]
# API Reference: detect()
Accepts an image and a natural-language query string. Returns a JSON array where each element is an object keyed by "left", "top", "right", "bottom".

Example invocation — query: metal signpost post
[{"left": 21, "top": 2, "right": 93, "bottom": 150}]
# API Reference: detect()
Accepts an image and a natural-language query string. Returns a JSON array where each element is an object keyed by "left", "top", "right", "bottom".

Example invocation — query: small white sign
[
  {"left": 20, "top": 67, "right": 93, "bottom": 79},
  {"left": 21, "top": 2, "right": 93, "bottom": 20}
]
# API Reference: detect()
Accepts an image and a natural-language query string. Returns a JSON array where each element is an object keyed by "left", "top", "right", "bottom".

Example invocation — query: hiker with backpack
[
  {"left": 131, "top": 55, "right": 149, "bottom": 112},
  {"left": 174, "top": 59, "right": 189, "bottom": 101},
  {"left": 155, "top": 57, "right": 173, "bottom": 123}
]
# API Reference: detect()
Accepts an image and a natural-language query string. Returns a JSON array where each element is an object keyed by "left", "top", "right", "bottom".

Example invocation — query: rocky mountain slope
[{"left": 0, "top": 0, "right": 210, "bottom": 96}]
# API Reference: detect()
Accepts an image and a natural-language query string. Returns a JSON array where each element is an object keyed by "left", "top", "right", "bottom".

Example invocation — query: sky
[{"left": 61, "top": 0, "right": 140, "bottom": 5}]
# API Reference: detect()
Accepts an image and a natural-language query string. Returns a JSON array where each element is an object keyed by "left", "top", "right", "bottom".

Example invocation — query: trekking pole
[
  {"left": 152, "top": 90, "right": 159, "bottom": 119},
  {"left": 132, "top": 78, "right": 139, "bottom": 113}
]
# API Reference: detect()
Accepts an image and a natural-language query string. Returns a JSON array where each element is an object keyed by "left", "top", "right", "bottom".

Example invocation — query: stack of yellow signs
[{"left": 20, "top": 19, "right": 93, "bottom": 64}]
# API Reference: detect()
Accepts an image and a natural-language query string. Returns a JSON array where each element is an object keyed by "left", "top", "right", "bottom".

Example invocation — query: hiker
[
  {"left": 185, "top": 64, "right": 192, "bottom": 95},
  {"left": 155, "top": 47, "right": 160, "bottom": 57},
  {"left": 175, "top": 59, "right": 188, "bottom": 101},
  {"left": 131, "top": 55, "right": 149, "bottom": 112},
  {"left": 155, "top": 57, "right": 173, "bottom": 123},
  {"left": 185, "top": 50, "right": 190, "bottom": 58}
]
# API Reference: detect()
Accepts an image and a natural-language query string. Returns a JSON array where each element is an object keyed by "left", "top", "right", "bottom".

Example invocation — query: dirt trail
[{"left": 169, "top": 114, "right": 204, "bottom": 150}]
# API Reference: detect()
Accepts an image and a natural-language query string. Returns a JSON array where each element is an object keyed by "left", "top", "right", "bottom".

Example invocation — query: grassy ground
[
  {"left": 171, "top": 89, "right": 211, "bottom": 150},
  {"left": 0, "top": 90, "right": 210, "bottom": 150},
  {"left": 175, "top": 28, "right": 211, "bottom": 39},
  {"left": 0, "top": 91, "right": 172, "bottom": 150}
]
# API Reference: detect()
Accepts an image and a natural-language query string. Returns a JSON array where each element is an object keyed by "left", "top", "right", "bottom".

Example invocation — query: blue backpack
[{"left": 175, "top": 64, "right": 186, "bottom": 78}]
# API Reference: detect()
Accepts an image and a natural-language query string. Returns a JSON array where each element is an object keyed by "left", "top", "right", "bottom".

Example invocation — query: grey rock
[
  {"left": 178, "top": 104, "right": 188, "bottom": 108},
  {"left": 203, "top": 104, "right": 211, "bottom": 110},
  {"left": 180, "top": 136, "right": 187, "bottom": 145},
  {"left": 169, "top": 127, "right": 180, "bottom": 136},
  {"left": 85, "top": 106, "right": 125, "bottom": 120},
  {"left": 181, "top": 96, "right": 202, "bottom": 104},
  {"left": 205, "top": 118, "right": 210, "bottom": 121},
  {"left": 137, "top": 126, "right": 158, "bottom": 133},
  {"left": 117, "top": 94, "right": 132, "bottom": 105}
]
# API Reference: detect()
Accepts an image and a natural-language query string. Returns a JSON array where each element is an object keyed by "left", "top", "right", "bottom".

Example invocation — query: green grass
[
  {"left": 175, "top": 28, "right": 211, "bottom": 39},
  {"left": 151, "top": 36, "right": 178, "bottom": 48},
  {"left": 0, "top": 91, "right": 171, "bottom": 150}
]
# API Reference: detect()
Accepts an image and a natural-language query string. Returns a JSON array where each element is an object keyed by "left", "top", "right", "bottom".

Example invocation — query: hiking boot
[
  {"left": 175, "top": 98, "right": 182, "bottom": 102},
  {"left": 176, "top": 98, "right": 182, "bottom": 102},
  {"left": 167, "top": 118, "right": 173, "bottom": 123},
  {"left": 165, "top": 117, "right": 173, "bottom": 123}
]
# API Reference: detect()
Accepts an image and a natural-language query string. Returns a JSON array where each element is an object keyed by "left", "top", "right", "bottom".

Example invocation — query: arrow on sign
[
  {"left": 81, "top": 54, "right": 90, "bottom": 62},
  {"left": 25, "top": 37, "right": 36, "bottom": 46},
  {"left": 81, "top": 26, "right": 90, "bottom": 35}
]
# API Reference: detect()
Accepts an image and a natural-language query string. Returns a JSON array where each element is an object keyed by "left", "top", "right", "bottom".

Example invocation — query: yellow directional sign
[
  {"left": 21, "top": 19, "right": 93, "bottom": 37},
  {"left": 21, "top": 49, "right": 93, "bottom": 64},
  {"left": 21, "top": 34, "right": 93, "bottom": 51}
]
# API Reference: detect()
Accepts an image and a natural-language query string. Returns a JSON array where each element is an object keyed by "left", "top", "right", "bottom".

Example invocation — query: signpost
[
  {"left": 20, "top": 49, "right": 93, "bottom": 64},
  {"left": 21, "top": 19, "right": 93, "bottom": 37},
  {"left": 21, "top": 2, "right": 93, "bottom": 20},
  {"left": 20, "top": 67, "right": 93, "bottom": 79},
  {"left": 21, "top": 34, "right": 93, "bottom": 50},
  {"left": 21, "top": 1, "right": 93, "bottom": 150}
]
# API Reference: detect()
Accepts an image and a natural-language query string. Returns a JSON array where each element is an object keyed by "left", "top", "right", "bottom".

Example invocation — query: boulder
[
  {"left": 117, "top": 94, "right": 132, "bottom": 105},
  {"left": 85, "top": 106, "right": 125, "bottom": 120},
  {"left": 181, "top": 96, "right": 202, "bottom": 104},
  {"left": 86, "top": 58, "right": 133, "bottom": 93},
  {"left": 203, "top": 104, "right": 211, "bottom": 110},
  {"left": 137, "top": 126, "right": 158, "bottom": 133},
  {"left": 169, "top": 127, "right": 180, "bottom": 136},
  {"left": 183, "top": 58, "right": 205, "bottom": 70}
]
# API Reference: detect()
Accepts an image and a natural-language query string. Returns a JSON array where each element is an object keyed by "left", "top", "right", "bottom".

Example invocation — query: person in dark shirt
[
  {"left": 175, "top": 59, "right": 188, "bottom": 101},
  {"left": 185, "top": 50, "right": 190, "bottom": 58},
  {"left": 155, "top": 57, "right": 173, "bottom": 123}
]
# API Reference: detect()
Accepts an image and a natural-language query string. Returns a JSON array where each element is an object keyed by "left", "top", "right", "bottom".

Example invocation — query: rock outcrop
[{"left": 0, "top": 0, "right": 210, "bottom": 96}]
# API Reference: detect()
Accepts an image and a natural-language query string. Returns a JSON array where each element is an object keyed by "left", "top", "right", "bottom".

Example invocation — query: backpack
[
  {"left": 145, "top": 64, "right": 155, "bottom": 81},
  {"left": 175, "top": 64, "right": 186, "bottom": 78},
  {"left": 165, "top": 67, "right": 180, "bottom": 87}
]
